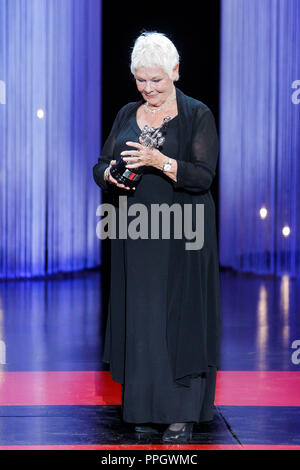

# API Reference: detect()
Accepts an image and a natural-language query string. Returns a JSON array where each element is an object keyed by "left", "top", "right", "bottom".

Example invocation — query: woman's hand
[
  {"left": 120, "top": 139, "right": 167, "bottom": 170},
  {"left": 105, "top": 160, "right": 135, "bottom": 191}
]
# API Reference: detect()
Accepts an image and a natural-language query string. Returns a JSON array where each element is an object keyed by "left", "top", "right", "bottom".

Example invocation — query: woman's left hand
[{"left": 120, "top": 138, "right": 165, "bottom": 170}]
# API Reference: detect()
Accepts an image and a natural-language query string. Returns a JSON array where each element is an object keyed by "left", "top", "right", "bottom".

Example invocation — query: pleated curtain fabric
[
  {"left": 0, "top": 0, "right": 102, "bottom": 279},
  {"left": 219, "top": 0, "right": 300, "bottom": 277}
]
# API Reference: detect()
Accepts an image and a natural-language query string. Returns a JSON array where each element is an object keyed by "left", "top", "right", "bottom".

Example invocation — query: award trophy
[{"left": 110, "top": 115, "right": 171, "bottom": 189}]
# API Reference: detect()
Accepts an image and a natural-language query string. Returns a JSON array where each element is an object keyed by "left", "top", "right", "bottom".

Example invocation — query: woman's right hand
[{"left": 105, "top": 160, "right": 135, "bottom": 191}]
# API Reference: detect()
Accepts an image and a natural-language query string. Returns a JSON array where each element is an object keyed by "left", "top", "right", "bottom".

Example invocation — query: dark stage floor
[{"left": 0, "top": 268, "right": 299, "bottom": 450}]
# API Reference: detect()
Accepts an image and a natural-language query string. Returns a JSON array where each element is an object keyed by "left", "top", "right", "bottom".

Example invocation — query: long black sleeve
[
  {"left": 172, "top": 108, "right": 219, "bottom": 193},
  {"left": 93, "top": 104, "right": 129, "bottom": 192}
]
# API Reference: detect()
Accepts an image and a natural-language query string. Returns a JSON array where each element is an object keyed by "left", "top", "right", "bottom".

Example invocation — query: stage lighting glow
[
  {"left": 37, "top": 109, "right": 44, "bottom": 119},
  {"left": 282, "top": 226, "right": 291, "bottom": 237},
  {"left": 260, "top": 207, "right": 268, "bottom": 219}
]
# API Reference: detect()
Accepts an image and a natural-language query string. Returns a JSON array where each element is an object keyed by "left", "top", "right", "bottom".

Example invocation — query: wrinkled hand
[
  {"left": 120, "top": 138, "right": 163, "bottom": 169},
  {"left": 106, "top": 160, "right": 135, "bottom": 191}
]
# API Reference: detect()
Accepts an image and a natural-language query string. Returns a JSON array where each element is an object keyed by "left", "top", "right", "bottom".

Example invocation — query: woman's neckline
[{"left": 135, "top": 113, "right": 179, "bottom": 133}]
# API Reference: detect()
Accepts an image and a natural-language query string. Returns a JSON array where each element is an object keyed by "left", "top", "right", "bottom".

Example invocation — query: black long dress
[
  {"left": 93, "top": 87, "right": 221, "bottom": 425},
  {"left": 105, "top": 112, "right": 217, "bottom": 424}
]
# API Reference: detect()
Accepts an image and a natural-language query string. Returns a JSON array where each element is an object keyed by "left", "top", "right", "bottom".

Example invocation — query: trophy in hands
[{"left": 110, "top": 115, "right": 171, "bottom": 189}]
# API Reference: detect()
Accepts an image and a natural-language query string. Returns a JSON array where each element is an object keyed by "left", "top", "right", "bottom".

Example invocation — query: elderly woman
[{"left": 93, "top": 31, "right": 221, "bottom": 443}]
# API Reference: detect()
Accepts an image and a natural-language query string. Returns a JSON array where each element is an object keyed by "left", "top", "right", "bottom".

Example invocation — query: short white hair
[{"left": 130, "top": 31, "right": 180, "bottom": 81}]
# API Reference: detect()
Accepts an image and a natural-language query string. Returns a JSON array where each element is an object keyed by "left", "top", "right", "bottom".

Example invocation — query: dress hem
[{"left": 121, "top": 414, "right": 215, "bottom": 425}]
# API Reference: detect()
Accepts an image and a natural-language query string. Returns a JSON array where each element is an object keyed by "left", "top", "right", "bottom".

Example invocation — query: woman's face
[{"left": 135, "top": 65, "right": 178, "bottom": 107}]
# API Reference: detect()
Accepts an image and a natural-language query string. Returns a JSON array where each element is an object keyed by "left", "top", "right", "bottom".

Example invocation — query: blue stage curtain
[
  {"left": 0, "top": 0, "right": 102, "bottom": 279},
  {"left": 219, "top": 0, "right": 300, "bottom": 277}
]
